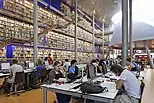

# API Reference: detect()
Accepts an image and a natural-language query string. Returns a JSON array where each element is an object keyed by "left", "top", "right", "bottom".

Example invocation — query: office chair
[
  {"left": 139, "top": 80, "right": 145, "bottom": 103},
  {"left": 38, "top": 68, "right": 47, "bottom": 84},
  {"left": 8, "top": 71, "right": 25, "bottom": 96}
]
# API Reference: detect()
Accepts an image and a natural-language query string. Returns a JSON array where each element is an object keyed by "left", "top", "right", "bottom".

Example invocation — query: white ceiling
[{"left": 65, "top": 0, "right": 120, "bottom": 27}]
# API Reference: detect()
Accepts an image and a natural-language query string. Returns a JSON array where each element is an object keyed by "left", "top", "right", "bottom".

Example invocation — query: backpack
[{"left": 80, "top": 81, "right": 108, "bottom": 94}]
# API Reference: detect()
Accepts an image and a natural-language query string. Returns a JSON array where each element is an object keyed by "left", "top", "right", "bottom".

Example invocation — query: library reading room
[{"left": 0, "top": 0, "right": 154, "bottom": 103}]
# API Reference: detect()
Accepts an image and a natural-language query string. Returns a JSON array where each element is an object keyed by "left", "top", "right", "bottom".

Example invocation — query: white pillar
[
  {"left": 33, "top": 0, "right": 38, "bottom": 64},
  {"left": 122, "top": 0, "right": 129, "bottom": 67},
  {"left": 74, "top": 0, "right": 78, "bottom": 60},
  {"left": 92, "top": 12, "right": 95, "bottom": 57}
]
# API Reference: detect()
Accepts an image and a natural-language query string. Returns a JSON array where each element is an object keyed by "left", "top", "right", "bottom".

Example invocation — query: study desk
[
  {"left": 0, "top": 73, "right": 10, "bottom": 78},
  {"left": 42, "top": 76, "right": 118, "bottom": 103}
]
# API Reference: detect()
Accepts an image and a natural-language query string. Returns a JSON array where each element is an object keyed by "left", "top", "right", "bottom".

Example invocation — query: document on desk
[
  {"left": 42, "top": 83, "right": 81, "bottom": 91},
  {"left": 101, "top": 81, "right": 116, "bottom": 90}
]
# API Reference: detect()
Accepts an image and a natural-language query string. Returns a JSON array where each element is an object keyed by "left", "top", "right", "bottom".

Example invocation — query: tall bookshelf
[{"left": 0, "top": 0, "right": 101, "bottom": 63}]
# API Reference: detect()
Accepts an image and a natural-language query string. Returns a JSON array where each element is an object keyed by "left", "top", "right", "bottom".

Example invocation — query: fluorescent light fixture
[{"left": 111, "top": 0, "right": 154, "bottom": 26}]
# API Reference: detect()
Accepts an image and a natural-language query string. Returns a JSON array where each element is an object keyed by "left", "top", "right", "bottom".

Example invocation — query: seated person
[
  {"left": 67, "top": 59, "right": 79, "bottom": 79},
  {"left": 3, "top": 59, "right": 23, "bottom": 92},
  {"left": 35, "top": 59, "right": 46, "bottom": 77},
  {"left": 111, "top": 64, "right": 140, "bottom": 103},
  {"left": 126, "top": 58, "right": 139, "bottom": 72},
  {"left": 63, "top": 59, "right": 70, "bottom": 72},
  {"left": 48, "top": 61, "right": 70, "bottom": 103}
]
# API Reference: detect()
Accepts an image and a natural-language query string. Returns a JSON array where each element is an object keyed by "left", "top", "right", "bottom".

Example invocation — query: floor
[
  {"left": 141, "top": 68, "right": 154, "bottom": 103},
  {"left": 0, "top": 69, "right": 154, "bottom": 103},
  {"left": 0, "top": 89, "right": 56, "bottom": 103}
]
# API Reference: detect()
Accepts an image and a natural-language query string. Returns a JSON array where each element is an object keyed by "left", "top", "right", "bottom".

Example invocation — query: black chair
[
  {"left": 8, "top": 71, "right": 25, "bottom": 96},
  {"left": 38, "top": 68, "right": 47, "bottom": 84},
  {"left": 139, "top": 80, "right": 145, "bottom": 103}
]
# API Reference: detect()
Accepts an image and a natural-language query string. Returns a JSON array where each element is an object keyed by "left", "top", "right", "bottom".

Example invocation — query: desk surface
[
  {"left": 42, "top": 76, "right": 118, "bottom": 100},
  {"left": 0, "top": 73, "right": 10, "bottom": 77}
]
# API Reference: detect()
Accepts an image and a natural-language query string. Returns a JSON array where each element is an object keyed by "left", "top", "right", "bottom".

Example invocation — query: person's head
[
  {"left": 91, "top": 59, "right": 98, "bottom": 66},
  {"left": 99, "top": 59, "right": 106, "bottom": 65},
  {"left": 71, "top": 59, "right": 77, "bottom": 66},
  {"left": 65, "top": 59, "right": 69, "bottom": 62},
  {"left": 126, "top": 58, "right": 131, "bottom": 62},
  {"left": 110, "top": 64, "right": 124, "bottom": 76},
  {"left": 48, "top": 54, "right": 51, "bottom": 57},
  {"left": 96, "top": 59, "right": 99, "bottom": 64},
  {"left": 37, "top": 59, "right": 43, "bottom": 66},
  {"left": 53, "top": 61, "right": 61, "bottom": 71},
  {"left": 44, "top": 57, "right": 48, "bottom": 61},
  {"left": 126, "top": 58, "right": 132, "bottom": 65},
  {"left": 12, "top": 59, "right": 18, "bottom": 64}
]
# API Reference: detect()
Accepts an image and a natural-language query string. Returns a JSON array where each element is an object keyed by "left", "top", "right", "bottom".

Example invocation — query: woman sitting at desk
[
  {"left": 111, "top": 64, "right": 140, "bottom": 103},
  {"left": 48, "top": 61, "right": 70, "bottom": 103}
]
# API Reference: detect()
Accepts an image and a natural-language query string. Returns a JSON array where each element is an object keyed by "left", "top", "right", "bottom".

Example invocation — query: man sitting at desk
[
  {"left": 111, "top": 64, "right": 140, "bottom": 103},
  {"left": 3, "top": 59, "right": 23, "bottom": 92},
  {"left": 67, "top": 59, "right": 79, "bottom": 79}
]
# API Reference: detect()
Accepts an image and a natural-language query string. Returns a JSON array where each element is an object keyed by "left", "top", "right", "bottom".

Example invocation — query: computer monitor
[
  {"left": 1, "top": 63, "right": 10, "bottom": 70},
  {"left": 28, "top": 62, "right": 34, "bottom": 68}
]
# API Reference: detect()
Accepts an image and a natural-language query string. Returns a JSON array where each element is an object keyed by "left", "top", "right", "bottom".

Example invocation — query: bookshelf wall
[{"left": 0, "top": 0, "right": 101, "bottom": 63}]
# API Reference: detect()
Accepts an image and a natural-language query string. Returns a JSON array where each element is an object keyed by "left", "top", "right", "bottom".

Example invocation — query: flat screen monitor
[
  {"left": 28, "top": 62, "right": 34, "bottom": 68},
  {"left": 1, "top": 63, "right": 10, "bottom": 70}
]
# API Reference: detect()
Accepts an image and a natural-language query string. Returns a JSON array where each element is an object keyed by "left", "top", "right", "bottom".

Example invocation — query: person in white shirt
[
  {"left": 111, "top": 64, "right": 140, "bottom": 103},
  {"left": 63, "top": 59, "right": 70, "bottom": 71},
  {"left": 8, "top": 59, "right": 23, "bottom": 83}
]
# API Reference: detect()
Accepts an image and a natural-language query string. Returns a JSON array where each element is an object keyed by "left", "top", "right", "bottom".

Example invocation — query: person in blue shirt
[
  {"left": 126, "top": 58, "right": 139, "bottom": 72},
  {"left": 68, "top": 59, "right": 78, "bottom": 75},
  {"left": 35, "top": 59, "right": 46, "bottom": 77}
]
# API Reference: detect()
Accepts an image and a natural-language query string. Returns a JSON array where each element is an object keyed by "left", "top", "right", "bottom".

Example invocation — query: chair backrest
[
  {"left": 40, "top": 68, "right": 47, "bottom": 77},
  {"left": 14, "top": 71, "right": 24, "bottom": 84}
]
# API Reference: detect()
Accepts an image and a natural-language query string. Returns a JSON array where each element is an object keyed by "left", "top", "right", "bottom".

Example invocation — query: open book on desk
[{"left": 105, "top": 73, "right": 119, "bottom": 80}]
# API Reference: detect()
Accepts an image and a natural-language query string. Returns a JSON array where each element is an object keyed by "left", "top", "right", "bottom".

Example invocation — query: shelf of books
[{"left": 0, "top": 0, "right": 101, "bottom": 63}]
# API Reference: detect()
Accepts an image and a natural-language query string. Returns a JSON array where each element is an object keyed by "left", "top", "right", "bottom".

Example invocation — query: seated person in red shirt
[{"left": 47, "top": 54, "right": 53, "bottom": 65}]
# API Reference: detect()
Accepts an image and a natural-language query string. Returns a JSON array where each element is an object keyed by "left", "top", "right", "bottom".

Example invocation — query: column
[
  {"left": 144, "top": 41, "right": 154, "bottom": 69},
  {"left": 92, "top": 12, "right": 95, "bottom": 58},
  {"left": 129, "top": 0, "right": 133, "bottom": 62},
  {"left": 74, "top": 0, "right": 78, "bottom": 60},
  {"left": 33, "top": 0, "right": 38, "bottom": 64},
  {"left": 122, "top": 0, "right": 129, "bottom": 67},
  {"left": 102, "top": 21, "right": 105, "bottom": 58}
]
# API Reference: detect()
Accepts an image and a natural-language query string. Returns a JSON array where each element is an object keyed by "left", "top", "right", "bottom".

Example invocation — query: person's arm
[{"left": 115, "top": 79, "right": 124, "bottom": 89}]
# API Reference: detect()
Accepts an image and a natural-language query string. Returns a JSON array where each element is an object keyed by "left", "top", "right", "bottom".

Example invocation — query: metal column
[
  {"left": 144, "top": 41, "right": 154, "bottom": 69},
  {"left": 122, "top": 0, "right": 129, "bottom": 67},
  {"left": 102, "top": 21, "right": 105, "bottom": 58},
  {"left": 43, "top": 88, "right": 47, "bottom": 103},
  {"left": 74, "top": 0, "right": 78, "bottom": 60},
  {"left": 33, "top": 0, "right": 38, "bottom": 64},
  {"left": 92, "top": 12, "right": 95, "bottom": 57},
  {"left": 129, "top": 0, "right": 133, "bottom": 62}
]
